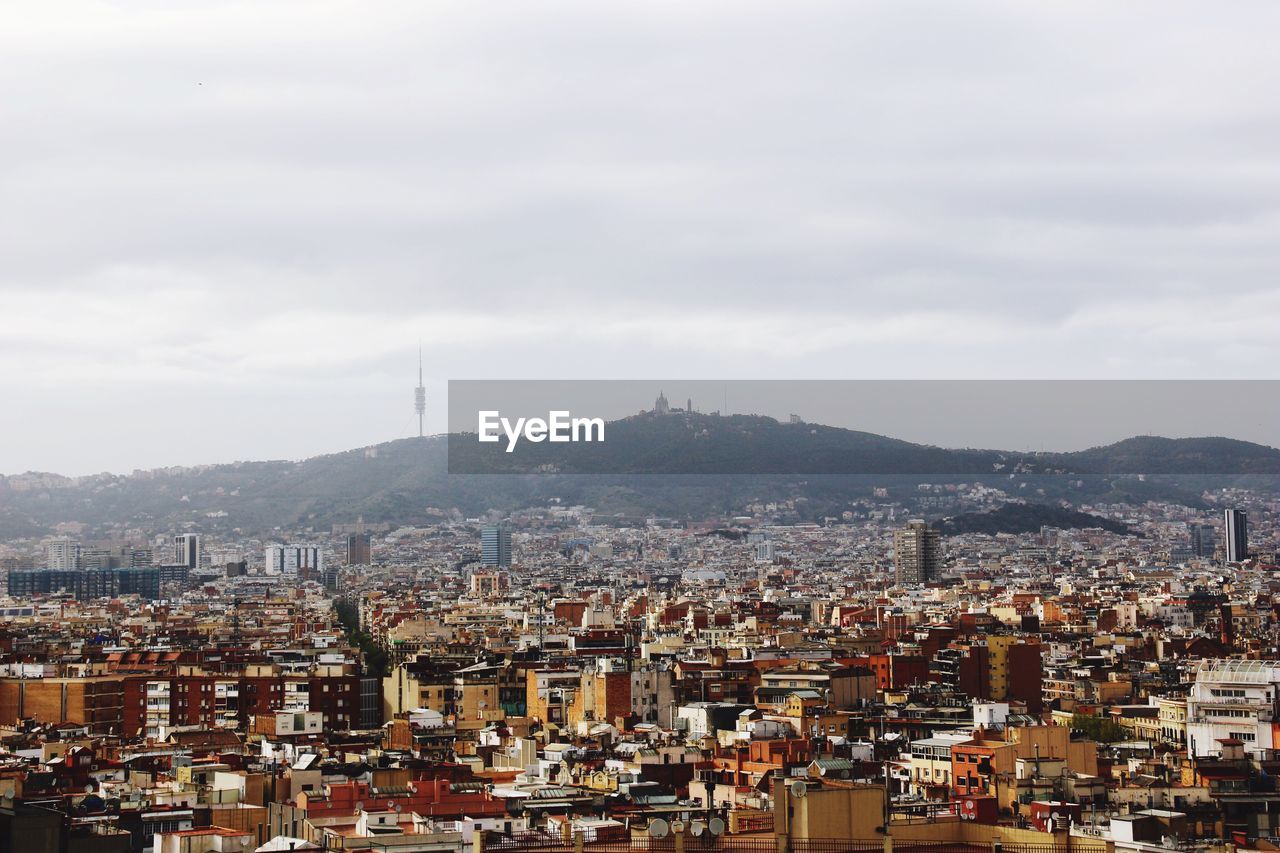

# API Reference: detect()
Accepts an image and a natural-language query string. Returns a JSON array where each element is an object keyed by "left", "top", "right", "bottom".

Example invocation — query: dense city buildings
[
  {"left": 0, "top": 446, "right": 1278, "bottom": 853},
  {"left": 3, "top": 1, "right": 1275, "bottom": 850}
]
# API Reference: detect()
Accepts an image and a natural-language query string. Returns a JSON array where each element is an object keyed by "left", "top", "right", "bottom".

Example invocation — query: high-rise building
[
  {"left": 78, "top": 548, "right": 114, "bottom": 570},
  {"left": 265, "top": 544, "right": 324, "bottom": 576},
  {"left": 480, "top": 525, "right": 512, "bottom": 567},
  {"left": 346, "top": 533, "right": 372, "bottom": 566},
  {"left": 46, "top": 537, "right": 80, "bottom": 570},
  {"left": 1224, "top": 509, "right": 1249, "bottom": 563},
  {"left": 1189, "top": 522, "right": 1216, "bottom": 559},
  {"left": 174, "top": 534, "right": 202, "bottom": 570},
  {"left": 894, "top": 520, "right": 941, "bottom": 586}
]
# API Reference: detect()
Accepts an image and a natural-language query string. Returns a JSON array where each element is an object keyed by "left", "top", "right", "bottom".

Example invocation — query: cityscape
[
  {"left": 1, "top": 391, "right": 1278, "bottom": 853},
  {"left": 4, "top": 3, "right": 1280, "bottom": 853}
]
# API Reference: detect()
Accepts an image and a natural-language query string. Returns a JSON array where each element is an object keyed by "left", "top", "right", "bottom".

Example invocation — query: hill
[
  {"left": 1064, "top": 435, "right": 1280, "bottom": 475},
  {"left": 448, "top": 412, "right": 1022, "bottom": 475},
  {"left": 450, "top": 412, "right": 1280, "bottom": 477},
  {"left": 0, "top": 413, "right": 1276, "bottom": 536}
]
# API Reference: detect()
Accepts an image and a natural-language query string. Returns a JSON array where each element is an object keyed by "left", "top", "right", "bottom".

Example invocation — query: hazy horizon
[{"left": 10, "top": 379, "right": 1280, "bottom": 478}]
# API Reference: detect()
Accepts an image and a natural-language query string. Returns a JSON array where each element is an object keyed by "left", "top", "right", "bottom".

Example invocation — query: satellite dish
[
  {"left": 790, "top": 780, "right": 807, "bottom": 798},
  {"left": 84, "top": 784, "right": 95, "bottom": 794},
  {"left": 394, "top": 804, "right": 403, "bottom": 813},
  {"left": 708, "top": 818, "right": 725, "bottom": 836},
  {"left": 671, "top": 820, "right": 685, "bottom": 834},
  {"left": 648, "top": 819, "right": 669, "bottom": 839},
  {"left": 355, "top": 801, "right": 364, "bottom": 812},
  {"left": 691, "top": 821, "right": 707, "bottom": 837}
]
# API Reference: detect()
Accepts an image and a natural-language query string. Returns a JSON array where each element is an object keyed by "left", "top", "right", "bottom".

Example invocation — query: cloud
[{"left": 1, "top": 0, "right": 1279, "bottom": 472}]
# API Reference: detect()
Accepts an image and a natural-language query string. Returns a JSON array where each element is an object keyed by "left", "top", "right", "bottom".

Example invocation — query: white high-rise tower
[{"left": 414, "top": 346, "right": 426, "bottom": 438}]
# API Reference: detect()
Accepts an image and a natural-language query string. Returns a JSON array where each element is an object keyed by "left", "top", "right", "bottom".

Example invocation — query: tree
[
  {"left": 334, "top": 598, "right": 389, "bottom": 678},
  {"left": 1070, "top": 713, "right": 1128, "bottom": 743}
]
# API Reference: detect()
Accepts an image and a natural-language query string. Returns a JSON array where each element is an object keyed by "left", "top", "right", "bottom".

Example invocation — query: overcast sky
[{"left": 3, "top": 1, "right": 1279, "bottom": 475}]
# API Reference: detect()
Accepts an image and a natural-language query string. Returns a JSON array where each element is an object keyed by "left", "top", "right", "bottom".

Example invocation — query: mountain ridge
[{"left": 0, "top": 414, "right": 1276, "bottom": 537}]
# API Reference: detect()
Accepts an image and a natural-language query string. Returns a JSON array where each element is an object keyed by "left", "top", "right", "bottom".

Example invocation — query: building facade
[{"left": 894, "top": 520, "right": 941, "bottom": 586}]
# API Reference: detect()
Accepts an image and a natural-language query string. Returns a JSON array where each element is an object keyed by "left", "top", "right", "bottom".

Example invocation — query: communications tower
[{"left": 414, "top": 346, "right": 426, "bottom": 438}]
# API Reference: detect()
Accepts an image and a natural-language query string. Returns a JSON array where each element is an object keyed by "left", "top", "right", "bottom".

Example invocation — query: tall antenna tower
[{"left": 414, "top": 345, "right": 426, "bottom": 438}]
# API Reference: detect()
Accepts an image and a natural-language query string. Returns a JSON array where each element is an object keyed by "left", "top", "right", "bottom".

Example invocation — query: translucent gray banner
[{"left": 446, "top": 380, "right": 1280, "bottom": 476}]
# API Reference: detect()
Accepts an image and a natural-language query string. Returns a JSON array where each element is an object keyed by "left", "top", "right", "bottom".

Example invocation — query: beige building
[
  {"left": 525, "top": 668, "right": 581, "bottom": 726},
  {"left": 908, "top": 735, "right": 967, "bottom": 800},
  {"left": 774, "top": 777, "right": 885, "bottom": 840},
  {"left": 1158, "top": 696, "right": 1188, "bottom": 746},
  {"left": 1005, "top": 722, "right": 1099, "bottom": 776},
  {"left": 0, "top": 675, "right": 125, "bottom": 729}
]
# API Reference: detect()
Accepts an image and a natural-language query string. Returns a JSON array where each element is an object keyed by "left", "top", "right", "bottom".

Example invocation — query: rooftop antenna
[{"left": 414, "top": 344, "right": 426, "bottom": 438}]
